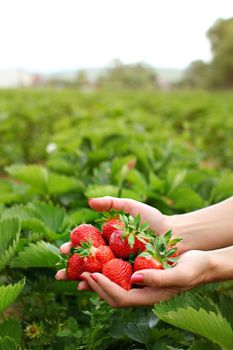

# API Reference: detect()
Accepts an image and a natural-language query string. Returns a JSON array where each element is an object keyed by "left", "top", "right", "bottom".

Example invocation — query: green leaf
[
  {"left": 47, "top": 172, "right": 83, "bottom": 195},
  {"left": 68, "top": 208, "right": 99, "bottom": 225},
  {"left": 5, "top": 164, "right": 48, "bottom": 195},
  {"left": 0, "top": 279, "right": 25, "bottom": 314},
  {"left": 189, "top": 339, "right": 221, "bottom": 350},
  {"left": 10, "top": 241, "right": 60, "bottom": 268},
  {"left": 154, "top": 292, "right": 233, "bottom": 350},
  {"left": 0, "top": 218, "right": 20, "bottom": 271},
  {"left": 28, "top": 201, "right": 65, "bottom": 232},
  {"left": 149, "top": 172, "right": 164, "bottom": 192},
  {"left": 167, "top": 169, "right": 187, "bottom": 195},
  {"left": 85, "top": 185, "right": 119, "bottom": 198},
  {"left": 125, "top": 169, "right": 148, "bottom": 192},
  {"left": 170, "top": 188, "right": 205, "bottom": 210},
  {"left": 210, "top": 172, "right": 233, "bottom": 203},
  {"left": 0, "top": 337, "right": 17, "bottom": 350},
  {"left": 0, "top": 319, "right": 21, "bottom": 346},
  {"left": 1, "top": 203, "right": 66, "bottom": 240},
  {"left": 124, "top": 322, "right": 150, "bottom": 344}
]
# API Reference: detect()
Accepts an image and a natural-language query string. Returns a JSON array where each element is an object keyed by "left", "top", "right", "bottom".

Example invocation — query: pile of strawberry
[{"left": 65, "top": 211, "right": 181, "bottom": 290}]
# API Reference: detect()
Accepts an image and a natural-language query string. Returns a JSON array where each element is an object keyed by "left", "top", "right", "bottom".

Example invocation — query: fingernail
[
  {"left": 78, "top": 284, "right": 84, "bottom": 291},
  {"left": 80, "top": 275, "right": 87, "bottom": 281},
  {"left": 131, "top": 274, "right": 144, "bottom": 284},
  {"left": 55, "top": 273, "right": 60, "bottom": 280},
  {"left": 90, "top": 274, "right": 98, "bottom": 282}
]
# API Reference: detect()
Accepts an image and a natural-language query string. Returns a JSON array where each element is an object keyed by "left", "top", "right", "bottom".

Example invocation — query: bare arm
[{"left": 169, "top": 196, "right": 233, "bottom": 252}]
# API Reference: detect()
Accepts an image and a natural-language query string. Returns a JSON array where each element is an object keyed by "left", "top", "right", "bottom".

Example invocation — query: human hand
[
  {"left": 56, "top": 195, "right": 178, "bottom": 256},
  {"left": 55, "top": 250, "right": 213, "bottom": 307},
  {"left": 88, "top": 196, "right": 169, "bottom": 234},
  {"left": 76, "top": 250, "right": 213, "bottom": 307}
]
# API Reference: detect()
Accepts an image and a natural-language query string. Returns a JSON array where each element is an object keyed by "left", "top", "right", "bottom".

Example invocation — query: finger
[
  {"left": 78, "top": 281, "right": 94, "bottom": 292},
  {"left": 89, "top": 273, "right": 132, "bottom": 307},
  {"left": 88, "top": 196, "right": 154, "bottom": 220},
  {"left": 55, "top": 269, "right": 69, "bottom": 281},
  {"left": 131, "top": 267, "right": 183, "bottom": 289},
  {"left": 60, "top": 242, "right": 72, "bottom": 255},
  {"left": 91, "top": 273, "right": 176, "bottom": 306},
  {"left": 88, "top": 196, "right": 136, "bottom": 214},
  {"left": 122, "top": 286, "right": 177, "bottom": 306},
  {"left": 81, "top": 272, "right": 118, "bottom": 307},
  {"left": 88, "top": 196, "right": 166, "bottom": 234}
]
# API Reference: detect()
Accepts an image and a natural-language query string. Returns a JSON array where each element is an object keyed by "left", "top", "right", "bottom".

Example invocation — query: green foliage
[
  {"left": 0, "top": 89, "right": 232, "bottom": 349},
  {"left": 0, "top": 280, "right": 25, "bottom": 314},
  {"left": 0, "top": 218, "right": 20, "bottom": 271},
  {"left": 98, "top": 59, "right": 158, "bottom": 89},
  {"left": 0, "top": 337, "right": 17, "bottom": 350},
  {"left": 6, "top": 164, "right": 83, "bottom": 197},
  {"left": 10, "top": 241, "right": 60, "bottom": 268},
  {"left": 154, "top": 292, "right": 233, "bottom": 349},
  {"left": 0, "top": 319, "right": 21, "bottom": 346}
]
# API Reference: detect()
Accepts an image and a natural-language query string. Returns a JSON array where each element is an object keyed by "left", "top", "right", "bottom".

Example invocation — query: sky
[{"left": 0, "top": 0, "right": 232, "bottom": 73}]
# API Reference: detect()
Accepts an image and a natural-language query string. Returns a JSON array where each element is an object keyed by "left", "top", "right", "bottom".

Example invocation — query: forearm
[
  {"left": 207, "top": 246, "right": 233, "bottom": 283},
  {"left": 168, "top": 196, "right": 233, "bottom": 252}
]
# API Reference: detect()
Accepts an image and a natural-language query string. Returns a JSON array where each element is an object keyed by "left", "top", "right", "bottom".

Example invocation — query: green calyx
[
  {"left": 74, "top": 240, "right": 94, "bottom": 258},
  {"left": 140, "top": 230, "right": 182, "bottom": 269},
  {"left": 120, "top": 213, "right": 150, "bottom": 248},
  {"left": 96, "top": 209, "right": 125, "bottom": 223}
]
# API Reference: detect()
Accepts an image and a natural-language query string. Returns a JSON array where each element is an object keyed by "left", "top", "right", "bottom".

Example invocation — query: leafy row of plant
[{"left": 0, "top": 89, "right": 232, "bottom": 349}]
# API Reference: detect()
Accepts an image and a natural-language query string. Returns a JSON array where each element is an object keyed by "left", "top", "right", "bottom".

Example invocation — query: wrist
[
  {"left": 165, "top": 214, "right": 194, "bottom": 253},
  {"left": 206, "top": 247, "right": 233, "bottom": 283}
]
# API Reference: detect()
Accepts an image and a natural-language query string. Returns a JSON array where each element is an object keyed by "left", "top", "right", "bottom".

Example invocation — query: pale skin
[{"left": 55, "top": 196, "right": 233, "bottom": 307}]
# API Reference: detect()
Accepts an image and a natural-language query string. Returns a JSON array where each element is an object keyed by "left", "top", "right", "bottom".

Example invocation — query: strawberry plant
[{"left": 0, "top": 88, "right": 232, "bottom": 349}]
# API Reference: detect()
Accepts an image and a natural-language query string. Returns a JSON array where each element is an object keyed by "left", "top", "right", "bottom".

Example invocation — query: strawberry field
[{"left": 0, "top": 89, "right": 233, "bottom": 349}]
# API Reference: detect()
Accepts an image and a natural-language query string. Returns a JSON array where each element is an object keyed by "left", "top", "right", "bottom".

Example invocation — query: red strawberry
[
  {"left": 82, "top": 256, "right": 102, "bottom": 273},
  {"left": 76, "top": 241, "right": 115, "bottom": 273},
  {"left": 102, "top": 258, "right": 133, "bottom": 290},
  {"left": 95, "top": 245, "right": 115, "bottom": 264},
  {"left": 109, "top": 214, "right": 150, "bottom": 259},
  {"left": 70, "top": 224, "right": 105, "bottom": 248},
  {"left": 109, "top": 230, "right": 138, "bottom": 259},
  {"left": 67, "top": 254, "right": 84, "bottom": 280},
  {"left": 102, "top": 218, "right": 123, "bottom": 242},
  {"left": 134, "top": 230, "right": 181, "bottom": 272},
  {"left": 134, "top": 255, "right": 163, "bottom": 271},
  {"left": 134, "top": 236, "right": 148, "bottom": 252}
]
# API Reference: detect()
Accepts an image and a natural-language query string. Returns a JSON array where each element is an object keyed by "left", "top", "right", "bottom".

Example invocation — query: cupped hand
[
  {"left": 88, "top": 196, "right": 169, "bottom": 235},
  {"left": 55, "top": 195, "right": 172, "bottom": 286},
  {"left": 76, "top": 250, "right": 213, "bottom": 307},
  {"left": 56, "top": 249, "right": 213, "bottom": 307}
]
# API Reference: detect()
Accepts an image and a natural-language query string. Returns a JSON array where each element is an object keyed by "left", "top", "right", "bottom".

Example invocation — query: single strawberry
[
  {"left": 70, "top": 224, "right": 105, "bottom": 248},
  {"left": 109, "top": 230, "right": 138, "bottom": 258},
  {"left": 102, "top": 258, "right": 133, "bottom": 290},
  {"left": 134, "top": 255, "right": 163, "bottom": 271},
  {"left": 109, "top": 213, "right": 150, "bottom": 259},
  {"left": 75, "top": 241, "right": 115, "bottom": 273},
  {"left": 67, "top": 254, "right": 84, "bottom": 280},
  {"left": 96, "top": 209, "right": 124, "bottom": 242},
  {"left": 95, "top": 245, "right": 115, "bottom": 264},
  {"left": 102, "top": 218, "right": 123, "bottom": 242},
  {"left": 82, "top": 256, "right": 102, "bottom": 273},
  {"left": 134, "top": 230, "right": 181, "bottom": 272}
]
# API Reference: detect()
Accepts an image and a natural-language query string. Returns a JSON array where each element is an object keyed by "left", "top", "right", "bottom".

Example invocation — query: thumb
[
  {"left": 88, "top": 196, "right": 138, "bottom": 214},
  {"left": 131, "top": 268, "right": 181, "bottom": 289}
]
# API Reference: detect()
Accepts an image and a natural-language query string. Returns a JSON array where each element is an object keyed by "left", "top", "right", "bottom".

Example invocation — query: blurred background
[{"left": 0, "top": 0, "right": 232, "bottom": 90}]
